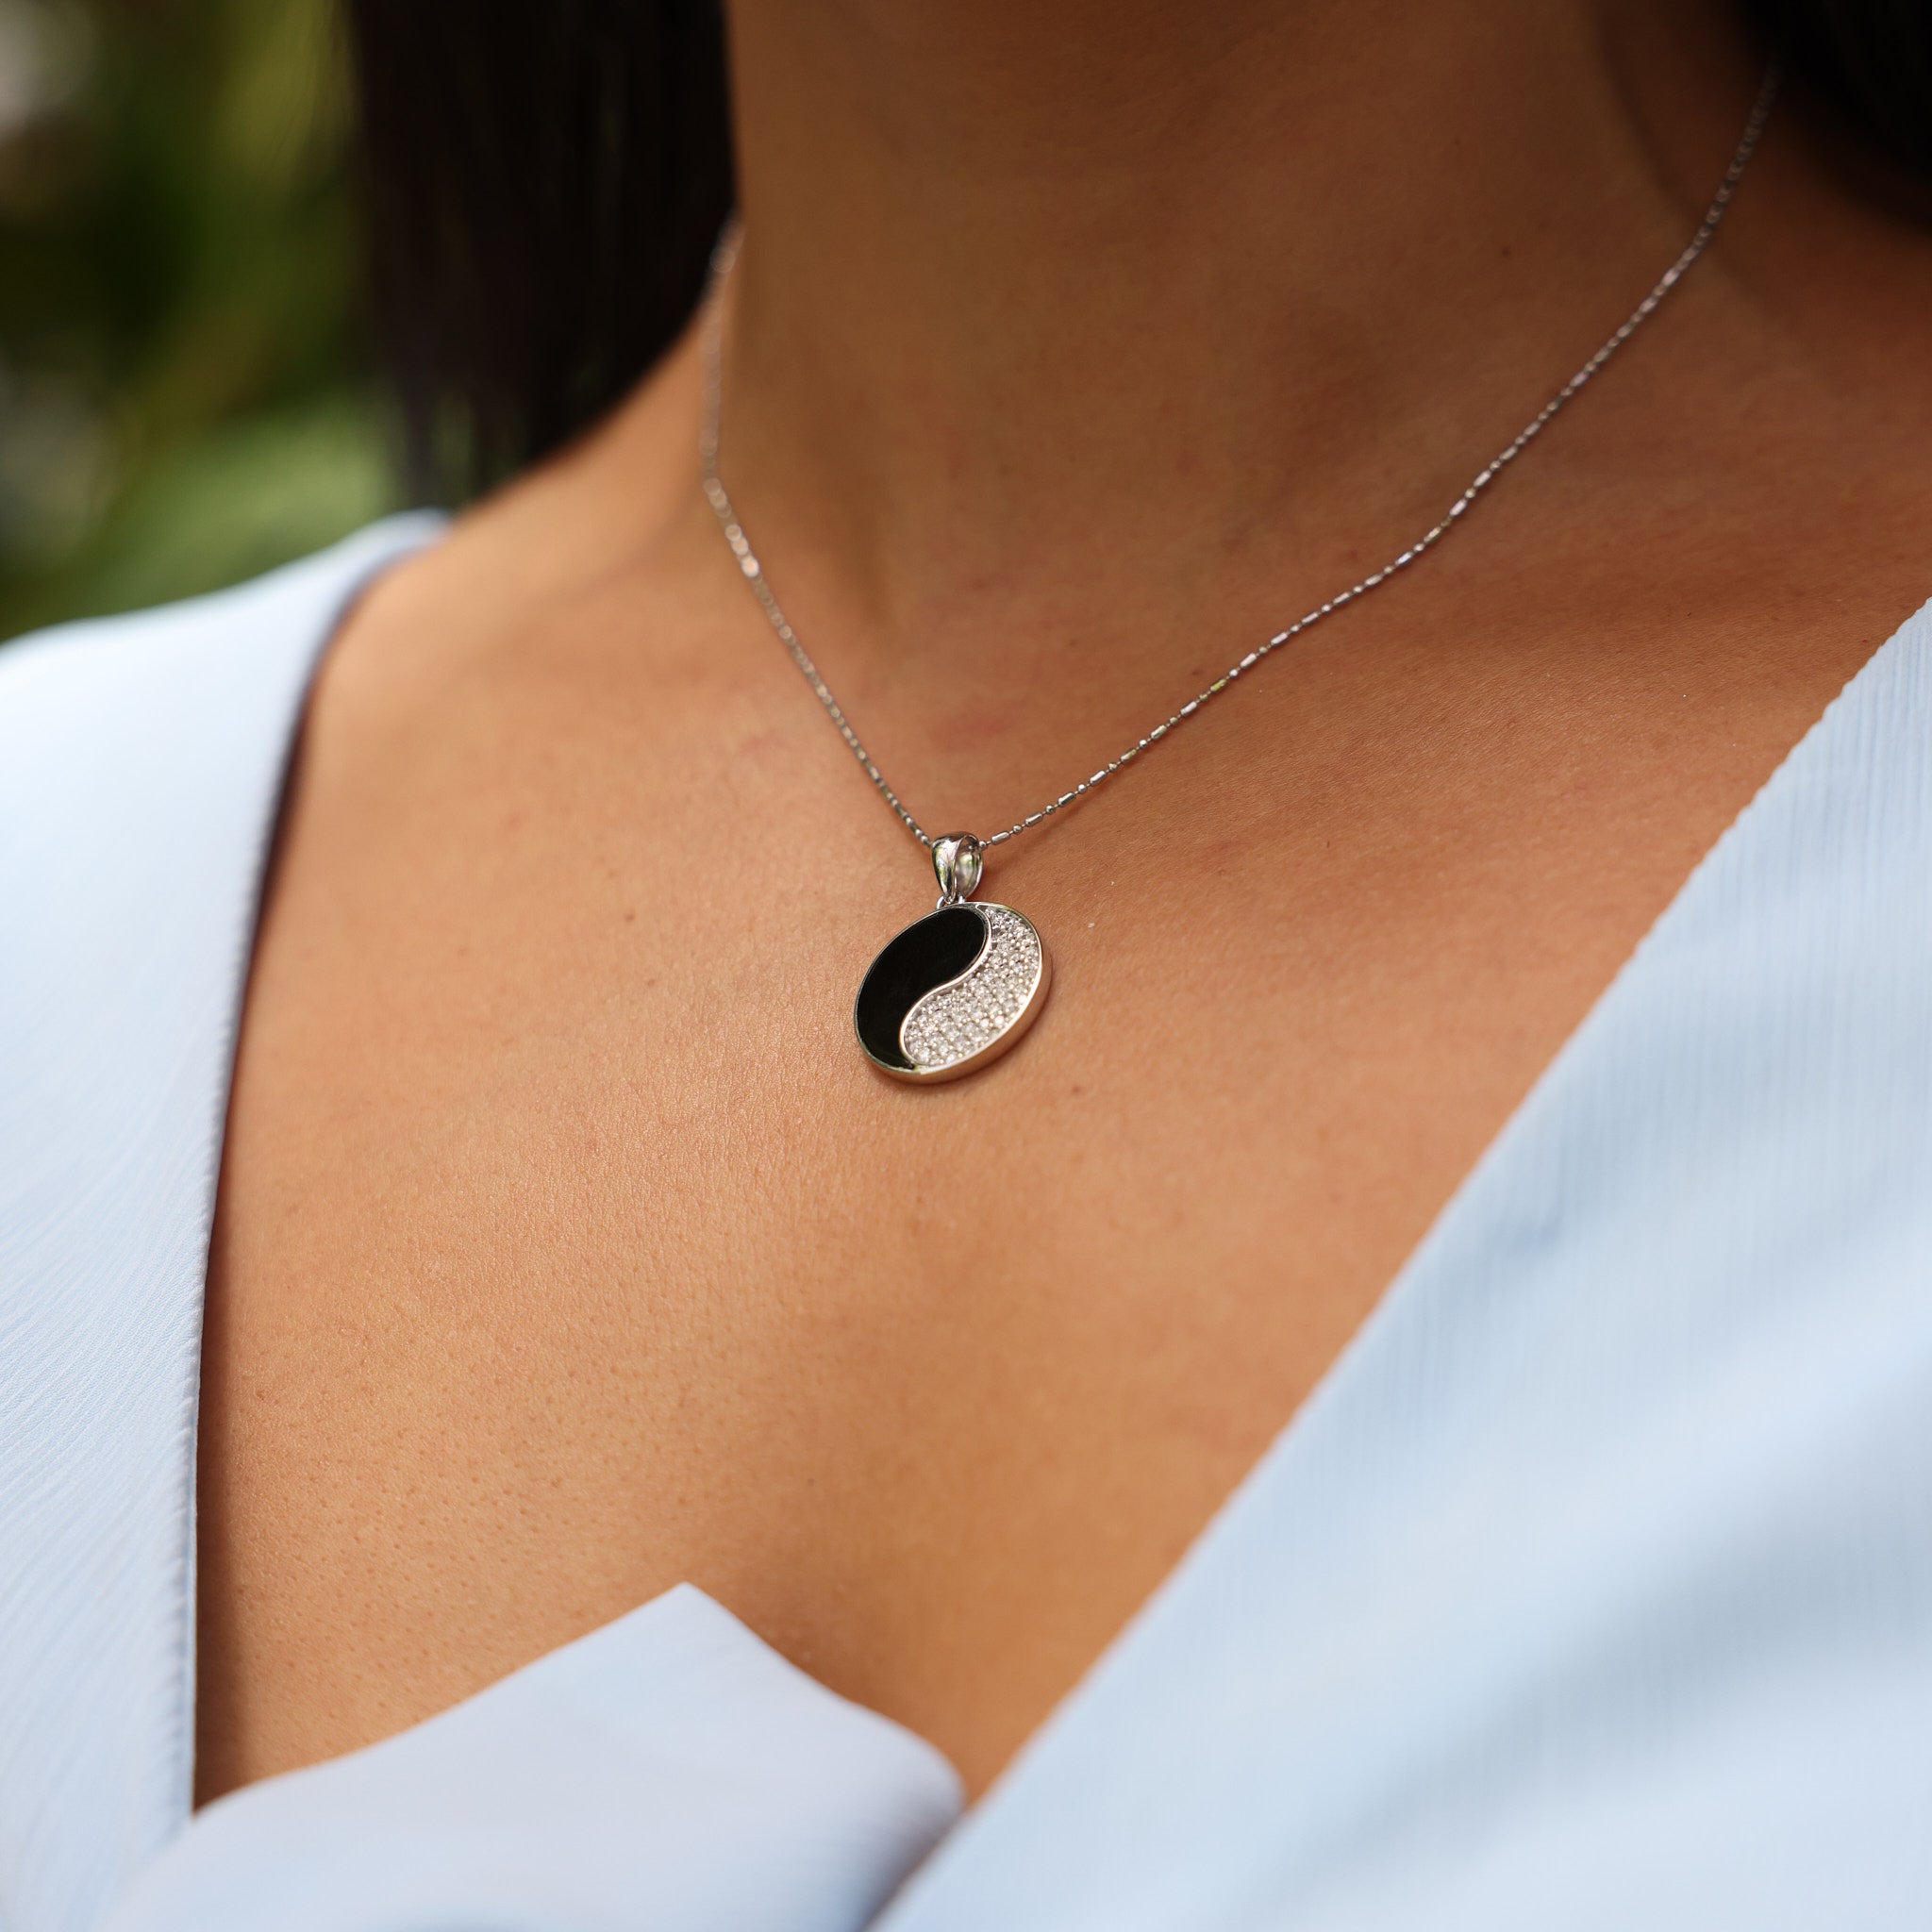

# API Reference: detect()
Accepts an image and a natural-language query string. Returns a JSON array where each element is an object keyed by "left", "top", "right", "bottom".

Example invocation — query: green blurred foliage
[{"left": 0, "top": 0, "right": 397, "bottom": 641}]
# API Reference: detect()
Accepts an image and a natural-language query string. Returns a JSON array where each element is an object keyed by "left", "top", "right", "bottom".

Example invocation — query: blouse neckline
[{"left": 3, "top": 523, "right": 1930, "bottom": 1930}]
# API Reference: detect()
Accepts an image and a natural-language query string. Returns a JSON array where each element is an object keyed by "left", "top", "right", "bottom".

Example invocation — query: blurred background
[{"left": 0, "top": 0, "right": 394, "bottom": 641}]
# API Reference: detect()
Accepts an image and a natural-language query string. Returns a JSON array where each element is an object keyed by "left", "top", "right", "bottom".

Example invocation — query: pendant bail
[{"left": 931, "top": 833, "right": 984, "bottom": 908}]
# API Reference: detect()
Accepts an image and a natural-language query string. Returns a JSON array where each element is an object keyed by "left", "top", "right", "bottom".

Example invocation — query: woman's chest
[
  {"left": 191, "top": 569, "right": 1880, "bottom": 1806},
  {"left": 191, "top": 816, "right": 1497, "bottom": 1803}
]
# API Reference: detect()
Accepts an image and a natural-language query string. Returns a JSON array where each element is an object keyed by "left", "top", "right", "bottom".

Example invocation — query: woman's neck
[{"left": 718, "top": 0, "right": 1767, "bottom": 638}]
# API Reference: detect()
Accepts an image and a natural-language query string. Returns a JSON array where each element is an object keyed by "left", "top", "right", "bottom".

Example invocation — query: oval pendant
[{"left": 854, "top": 900, "right": 1051, "bottom": 1083}]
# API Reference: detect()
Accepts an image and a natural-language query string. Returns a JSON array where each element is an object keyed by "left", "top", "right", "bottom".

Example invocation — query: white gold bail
[{"left": 932, "top": 833, "right": 984, "bottom": 908}]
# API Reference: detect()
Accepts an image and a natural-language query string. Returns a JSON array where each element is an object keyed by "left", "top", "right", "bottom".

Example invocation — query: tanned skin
[{"left": 194, "top": 0, "right": 1932, "bottom": 1802}]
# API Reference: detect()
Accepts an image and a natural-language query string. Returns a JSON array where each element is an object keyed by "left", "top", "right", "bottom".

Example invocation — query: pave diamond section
[{"left": 900, "top": 906, "right": 1042, "bottom": 1072}]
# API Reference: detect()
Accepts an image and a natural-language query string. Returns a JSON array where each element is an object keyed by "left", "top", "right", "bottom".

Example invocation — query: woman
[{"left": 3, "top": 0, "right": 1929, "bottom": 1925}]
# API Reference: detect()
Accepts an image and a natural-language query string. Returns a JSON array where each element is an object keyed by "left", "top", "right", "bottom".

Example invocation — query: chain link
[{"left": 700, "top": 64, "right": 1778, "bottom": 856}]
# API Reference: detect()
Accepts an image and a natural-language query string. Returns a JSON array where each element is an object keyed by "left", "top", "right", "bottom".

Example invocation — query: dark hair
[
  {"left": 344, "top": 0, "right": 1928, "bottom": 503},
  {"left": 345, "top": 0, "right": 732, "bottom": 496}
]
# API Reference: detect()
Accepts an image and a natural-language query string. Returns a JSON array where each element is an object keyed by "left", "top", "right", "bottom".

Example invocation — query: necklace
[{"left": 701, "top": 68, "right": 1779, "bottom": 1085}]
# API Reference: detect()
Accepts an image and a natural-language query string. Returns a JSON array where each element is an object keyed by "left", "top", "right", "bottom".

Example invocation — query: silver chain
[{"left": 700, "top": 64, "right": 1779, "bottom": 857}]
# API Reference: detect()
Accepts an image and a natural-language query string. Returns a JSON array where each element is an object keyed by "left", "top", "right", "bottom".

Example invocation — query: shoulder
[
  {"left": 0, "top": 513, "right": 445, "bottom": 807},
  {"left": 0, "top": 512, "right": 443, "bottom": 1011},
  {"left": 0, "top": 511, "right": 443, "bottom": 1161}
]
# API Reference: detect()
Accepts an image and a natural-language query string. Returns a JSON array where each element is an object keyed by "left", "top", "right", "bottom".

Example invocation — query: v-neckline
[
  {"left": 175, "top": 558, "right": 1932, "bottom": 1905},
  {"left": 858, "top": 584, "right": 1932, "bottom": 1924}
]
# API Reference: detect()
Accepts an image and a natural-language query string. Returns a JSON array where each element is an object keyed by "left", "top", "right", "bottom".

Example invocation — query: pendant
[{"left": 854, "top": 834, "right": 1051, "bottom": 1083}]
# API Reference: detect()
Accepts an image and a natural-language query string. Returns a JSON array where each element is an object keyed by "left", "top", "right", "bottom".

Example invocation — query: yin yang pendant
[{"left": 854, "top": 834, "right": 1051, "bottom": 1083}]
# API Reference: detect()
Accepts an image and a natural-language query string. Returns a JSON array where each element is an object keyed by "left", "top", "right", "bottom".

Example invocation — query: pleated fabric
[{"left": 0, "top": 521, "right": 442, "bottom": 1932}]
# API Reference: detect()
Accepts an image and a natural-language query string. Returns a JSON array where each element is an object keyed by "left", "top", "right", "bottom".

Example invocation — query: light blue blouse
[{"left": 2, "top": 519, "right": 1930, "bottom": 1932}]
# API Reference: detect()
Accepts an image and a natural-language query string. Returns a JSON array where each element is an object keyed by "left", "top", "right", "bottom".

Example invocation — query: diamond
[{"left": 900, "top": 907, "right": 1043, "bottom": 1072}]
